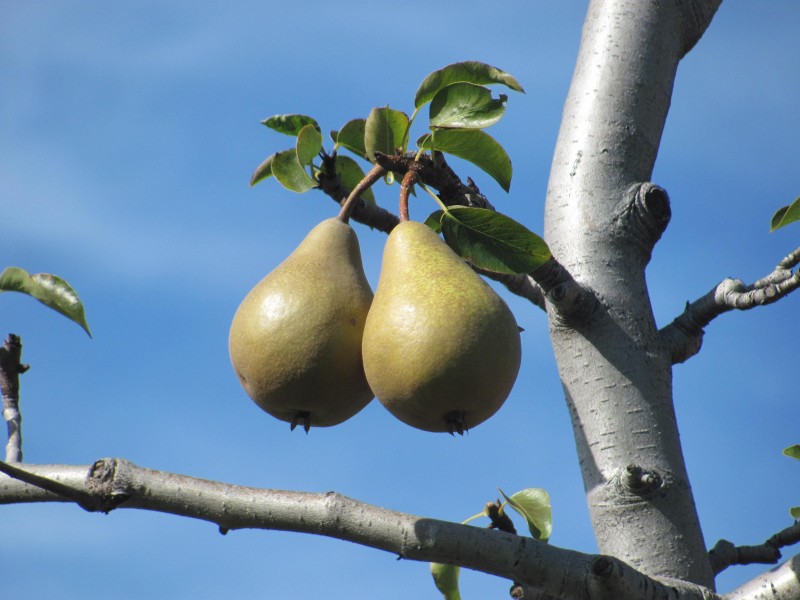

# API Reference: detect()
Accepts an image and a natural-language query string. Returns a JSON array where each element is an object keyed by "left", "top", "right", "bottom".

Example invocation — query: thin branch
[
  {"left": 709, "top": 521, "right": 800, "bottom": 575},
  {"left": 477, "top": 271, "right": 547, "bottom": 311},
  {"left": 0, "top": 459, "right": 720, "bottom": 600},
  {"left": 0, "top": 334, "right": 30, "bottom": 463},
  {"left": 660, "top": 247, "right": 800, "bottom": 364}
]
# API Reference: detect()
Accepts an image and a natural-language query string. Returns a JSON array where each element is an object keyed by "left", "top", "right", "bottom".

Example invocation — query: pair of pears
[{"left": 228, "top": 217, "right": 521, "bottom": 433}]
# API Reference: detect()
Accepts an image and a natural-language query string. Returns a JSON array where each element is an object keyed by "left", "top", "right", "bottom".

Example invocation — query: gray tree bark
[{"left": 542, "top": 0, "right": 721, "bottom": 588}]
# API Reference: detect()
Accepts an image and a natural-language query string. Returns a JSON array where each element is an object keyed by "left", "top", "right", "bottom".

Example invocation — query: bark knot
[{"left": 611, "top": 182, "right": 671, "bottom": 261}]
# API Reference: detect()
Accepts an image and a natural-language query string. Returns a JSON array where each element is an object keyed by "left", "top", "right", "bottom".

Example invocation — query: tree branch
[
  {"left": 0, "top": 459, "right": 721, "bottom": 600},
  {"left": 723, "top": 553, "right": 800, "bottom": 600},
  {"left": 0, "top": 334, "right": 30, "bottom": 463},
  {"left": 709, "top": 521, "right": 800, "bottom": 576},
  {"left": 660, "top": 247, "right": 800, "bottom": 364}
]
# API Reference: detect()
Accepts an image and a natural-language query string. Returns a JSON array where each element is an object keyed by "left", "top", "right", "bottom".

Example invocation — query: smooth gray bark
[
  {"left": 542, "top": 0, "right": 721, "bottom": 588},
  {"left": 0, "top": 461, "right": 721, "bottom": 600}
]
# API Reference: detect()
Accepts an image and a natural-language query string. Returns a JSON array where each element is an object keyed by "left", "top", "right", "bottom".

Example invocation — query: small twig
[
  {"left": 709, "top": 521, "right": 800, "bottom": 575},
  {"left": 660, "top": 246, "right": 800, "bottom": 364},
  {"left": 0, "top": 334, "right": 30, "bottom": 463}
]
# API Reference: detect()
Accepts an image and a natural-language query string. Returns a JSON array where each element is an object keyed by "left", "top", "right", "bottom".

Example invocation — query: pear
[
  {"left": 362, "top": 220, "right": 521, "bottom": 434},
  {"left": 228, "top": 218, "right": 374, "bottom": 431}
]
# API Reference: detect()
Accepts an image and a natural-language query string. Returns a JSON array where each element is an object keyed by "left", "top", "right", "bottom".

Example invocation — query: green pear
[
  {"left": 228, "top": 218, "right": 374, "bottom": 431},
  {"left": 362, "top": 220, "right": 521, "bottom": 434}
]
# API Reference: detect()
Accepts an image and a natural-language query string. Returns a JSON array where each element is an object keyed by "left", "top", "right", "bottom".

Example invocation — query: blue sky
[{"left": 2, "top": 2, "right": 799, "bottom": 598}]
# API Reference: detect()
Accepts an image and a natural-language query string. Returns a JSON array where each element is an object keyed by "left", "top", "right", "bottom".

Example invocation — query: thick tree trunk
[{"left": 543, "top": 0, "right": 721, "bottom": 588}]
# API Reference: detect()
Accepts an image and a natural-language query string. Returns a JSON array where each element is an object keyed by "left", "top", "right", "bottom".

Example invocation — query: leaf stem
[
  {"left": 400, "top": 106, "right": 420, "bottom": 153},
  {"left": 337, "top": 163, "right": 386, "bottom": 224}
]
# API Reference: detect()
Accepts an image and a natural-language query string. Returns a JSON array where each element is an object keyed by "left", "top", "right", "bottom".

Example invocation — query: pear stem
[
  {"left": 399, "top": 169, "right": 419, "bottom": 223},
  {"left": 337, "top": 164, "right": 386, "bottom": 224}
]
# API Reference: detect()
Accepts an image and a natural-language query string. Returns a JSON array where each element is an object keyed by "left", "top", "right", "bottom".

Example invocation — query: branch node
[
  {"left": 591, "top": 556, "right": 614, "bottom": 577},
  {"left": 530, "top": 259, "right": 599, "bottom": 326},
  {"left": 612, "top": 182, "right": 671, "bottom": 261},
  {"left": 85, "top": 458, "right": 133, "bottom": 513},
  {"left": 622, "top": 464, "right": 664, "bottom": 495}
]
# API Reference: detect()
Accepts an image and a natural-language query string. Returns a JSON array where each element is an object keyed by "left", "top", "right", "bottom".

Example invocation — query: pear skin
[
  {"left": 362, "top": 220, "right": 521, "bottom": 433},
  {"left": 228, "top": 218, "right": 374, "bottom": 430}
]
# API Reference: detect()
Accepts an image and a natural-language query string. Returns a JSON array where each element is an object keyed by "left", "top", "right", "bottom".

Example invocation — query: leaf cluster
[{"left": 249, "top": 61, "right": 551, "bottom": 276}]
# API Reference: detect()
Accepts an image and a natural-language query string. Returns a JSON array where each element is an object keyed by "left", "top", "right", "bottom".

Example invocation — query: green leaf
[
  {"left": 296, "top": 124, "right": 322, "bottom": 166},
  {"left": 430, "top": 562, "right": 461, "bottom": 600},
  {"left": 364, "top": 107, "right": 409, "bottom": 162},
  {"left": 262, "top": 114, "right": 319, "bottom": 136},
  {"left": 333, "top": 155, "right": 375, "bottom": 204},
  {"left": 0, "top": 267, "right": 91, "bottom": 337},
  {"left": 415, "top": 61, "right": 525, "bottom": 108},
  {"left": 430, "top": 83, "right": 506, "bottom": 130},
  {"left": 791, "top": 507, "right": 800, "bottom": 519},
  {"left": 770, "top": 197, "right": 800, "bottom": 231},
  {"left": 424, "top": 210, "right": 444, "bottom": 233},
  {"left": 783, "top": 445, "right": 800, "bottom": 460},
  {"left": 271, "top": 149, "right": 317, "bottom": 193},
  {"left": 250, "top": 153, "right": 276, "bottom": 186},
  {"left": 334, "top": 119, "right": 368, "bottom": 159},
  {"left": 418, "top": 129, "right": 512, "bottom": 192},
  {"left": 500, "top": 487, "right": 552, "bottom": 542},
  {"left": 440, "top": 207, "right": 551, "bottom": 274}
]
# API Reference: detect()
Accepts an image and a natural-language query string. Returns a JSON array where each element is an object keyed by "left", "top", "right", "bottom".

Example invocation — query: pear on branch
[
  {"left": 228, "top": 215, "right": 374, "bottom": 432},
  {"left": 362, "top": 174, "right": 522, "bottom": 434}
]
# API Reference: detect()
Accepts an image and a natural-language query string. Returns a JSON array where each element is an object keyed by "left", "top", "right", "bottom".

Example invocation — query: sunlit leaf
[
  {"left": 440, "top": 207, "right": 551, "bottom": 274},
  {"left": 334, "top": 119, "right": 368, "bottom": 159},
  {"left": 296, "top": 124, "right": 322, "bottom": 166},
  {"left": 430, "top": 562, "right": 461, "bottom": 600},
  {"left": 770, "top": 197, "right": 800, "bottom": 232},
  {"left": 364, "top": 107, "right": 409, "bottom": 162},
  {"left": 429, "top": 83, "right": 507, "bottom": 130},
  {"left": 333, "top": 155, "right": 375, "bottom": 204},
  {"left": 418, "top": 129, "right": 512, "bottom": 192},
  {"left": 424, "top": 210, "right": 444, "bottom": 233},
  {"left": 250, "top": 153, "right": 275, "bottom": 186},
  {"left": 271, "top": 149, "right": 317, "bottom": 193},
  {"left": 500, "top": 487, "right": 552, "bottom": 542},
  {"left": 415, "top": 61, "right": 524, "bottom": 108},
  {"left": 791, "top": 507, "right": 800, "bottom": 519},
  {"left": 0, "top": 267, "right": 91, "bottom": 337},
  {"left": 783, "top": 445, "right": 800, "bottom": 460},
  {"left": 262, "top": 114, "right": 319, "bottom": 136}
]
